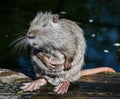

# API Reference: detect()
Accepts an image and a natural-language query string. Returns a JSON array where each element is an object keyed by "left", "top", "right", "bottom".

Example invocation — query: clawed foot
[
  {"left": 54, "top": 81, "right": 70, "bottom": 94},
  {"left": 40, "top": 54, "right": 56, "bottom": 70},
  {"left": 20, "top": 78, "right": 47, "bottom": 92}
]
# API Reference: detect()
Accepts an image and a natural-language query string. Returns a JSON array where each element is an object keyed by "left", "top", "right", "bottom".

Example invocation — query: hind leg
[{"left": 54, "top": 81, "right": 70, "bottom": 94}]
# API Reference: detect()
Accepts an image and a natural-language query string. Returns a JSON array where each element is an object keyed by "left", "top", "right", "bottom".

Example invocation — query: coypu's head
[{"left": 27, "top": 12, "right": 61, "bottom": 49}]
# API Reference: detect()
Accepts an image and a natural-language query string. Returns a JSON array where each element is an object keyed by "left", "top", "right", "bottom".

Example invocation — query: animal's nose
[
  {"left": 27, "top": 35, "right": 35, "bottom": 39},
  {"left": 27, "top": 30, "right": 37, "bottom": 39}
]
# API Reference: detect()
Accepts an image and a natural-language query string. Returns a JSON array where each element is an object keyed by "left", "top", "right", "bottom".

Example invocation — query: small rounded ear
[{"left": 53, "top": 15, "right": 58, "bottom": 23}]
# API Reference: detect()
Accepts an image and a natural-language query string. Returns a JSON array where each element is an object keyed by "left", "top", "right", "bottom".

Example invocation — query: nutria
[{"left": 20, "top": 12, "right": 115, "bottom": 94}]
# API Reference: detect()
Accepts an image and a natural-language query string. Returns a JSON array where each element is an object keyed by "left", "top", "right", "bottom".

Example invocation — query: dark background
[{"left": 0, "top": 0, "right": 120, "bottom": 74}]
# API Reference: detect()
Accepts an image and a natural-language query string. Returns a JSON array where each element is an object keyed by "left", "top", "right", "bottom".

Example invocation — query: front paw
[
  {"left": 53, "top": 81, "right": 70, "bottom": 94},
  {"left": 20, "top": 78, "right": 47, "bottom": 92},
  {"left": 39, "top": 54, "right": 57, "bottom": 70}
]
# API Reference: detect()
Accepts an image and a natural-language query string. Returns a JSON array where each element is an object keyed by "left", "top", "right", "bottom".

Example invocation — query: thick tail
[{"left": 81, "top": 67, "right": 116, "bottom": 76}]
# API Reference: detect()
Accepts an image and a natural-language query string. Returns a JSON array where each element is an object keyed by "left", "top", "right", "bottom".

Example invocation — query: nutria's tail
[{"left": 81, "top": 67, "right": 116, "bottom": 76}]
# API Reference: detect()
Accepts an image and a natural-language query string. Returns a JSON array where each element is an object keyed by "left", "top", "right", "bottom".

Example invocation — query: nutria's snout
[
  {"left": 27, "top": 29, "right": 38, "bottom": 40},
  {"left": 27, "top": 34, "right": 37, "bottom": 47},
  {"left": 27, "top": 35, "right": 35, "bottom": 39}
]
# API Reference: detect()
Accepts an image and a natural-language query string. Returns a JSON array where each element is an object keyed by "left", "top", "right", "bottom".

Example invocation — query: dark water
[
  {"left": 83, "top": 24, "right": 120, "bottom": 72},
  {"left": 0, "top": 0, "right": 120, "bottom": 78}
]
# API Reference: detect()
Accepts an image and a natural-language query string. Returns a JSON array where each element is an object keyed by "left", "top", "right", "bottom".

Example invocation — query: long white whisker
[
  {"left": 9, "top": 36, "right": 25, "bottom": 47},
  {"left": 23, "top": 41, "right": 30, "bottom": 55},
  {"left": 10, "top": 42, "right": 24, "bottom": 55},
  {"left": 18, "top": 43, "right": 25, "bottom": 53},
  {"left": 23, "top": 41, "right": 28, "bottom": 55},
  {"left": 13, "top": 39, "right": 25, "bottom": 50},
  {"left": 9, "top": 36, "right": 28, "bottom": 55}
]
